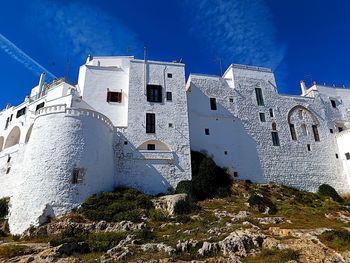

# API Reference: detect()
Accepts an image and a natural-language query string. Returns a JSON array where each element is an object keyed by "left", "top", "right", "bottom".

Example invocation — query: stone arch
[
  {"left": 287, "top": 105, "right": 318, "bottom": 126},
  {"left": 0, "top": 136, "right": 4, "bottom": 152},
  {"left": 137, "top": 140, "right": 171, "bottom": 151},
  {"left": 4, "top": 126, "right": 21, "bottom": 149},
  {"left": 25, "top": 124, "right": 34, "bottom": 143}
]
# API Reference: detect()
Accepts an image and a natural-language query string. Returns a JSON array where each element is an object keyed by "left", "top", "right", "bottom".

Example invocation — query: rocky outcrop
[{"left": 152, "top": 194, "right": 187, "bottom": 215}]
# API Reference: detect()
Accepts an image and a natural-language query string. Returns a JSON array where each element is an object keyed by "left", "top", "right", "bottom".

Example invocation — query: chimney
[
  {"left": 38, "top": 72, "right": 46, "bottom": 97},
  {"left": 300, "top": 80, "right": 307, "bottom": 95},
  {"left": 86, "top": 54, "right": 92, "bottom": 63}
]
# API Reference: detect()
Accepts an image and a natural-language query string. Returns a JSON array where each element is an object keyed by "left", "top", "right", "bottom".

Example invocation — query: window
[
  {"left": 307, "top": 144, "right": 311, "bottom": 151},
  {"left": 210, "top": 98, "right": 217, "bottom": 110},
  {"left": 6, "top": 167, "right": 11, "bottom": 174},
  {"left": 147, "top": 144, "right": 155, "bottom": 150},
  {"left": 259, "top": 113, "right": 266, "bottom": 122},
  {"left": 147, "top": 85, "right": 162, "bottom": 103},
  {"left": 330, "top": 129, "right": 333, "bottom": 134},
  {"left": 346, "top": 153, "right": 350, "bottom": 160},
  {"left": 233, "top": 172, "right": 238, "bottom": 177},
  {"left": 272, "top": 122, "right": 277, "bottom": 131},
  {"left": 338, "top": 127, "right": 343, "bottom": 132},
  {"left": 72, "top": 168, "right": 85, "bottom": 184},
  {"left": 107, "top": 91, "right": 122, "bottom": 103},
  {"left": 7, "top": 156, "right": 11, "bottom": 163},
  {"left": 16, "top": 107, "right": 26, "bottom": 118},
  {"left": 205, "top": 128, "right": 210, "bottom": 135},
  {"left": 224, "top": 151, "right": 227, "bottom": 155},
  {"left": 290, "top": 124, "right": 297, "bottom": 141},
  {"left": 167, "top": 73, "right": 172, "bottom": 78},
  {"left": 312, "top": 125, "right": 320, "bottom": 142},
  {"left": 166, "top": 92, "right": 172, "bottom": 101},
  {"left": 269, "top": 108, "right": 274, "bottom": 117},
  {"left": 146, "top": 113, "right": 156, "bottom": 133},
  {"left": 336, "top": 154, "right": 339, "bottom": 159},
  {"left": 35, "top": 102, "right": 45, "bottom": 111},
  {"left": 255, "top": 88, "right": 264, "bottom": 106},
  {"left": 271, "top": 132, "right": 280, "bottom": 146},
  {"left": 124, "top": 141, "right": 128, "bottom": 145},
  {"left": 168, "top": 123, "right": 173, "bottom": 128},
  {"left": 5, "top": 117, "right": 9, "bottom": 129},
  {"left": 229, "top": 97, "right": 233, "bottom": 102},
  {"left": 301, "top": 124, "right": 310, "bottom": 136},
  {"left": 330, "top": 99, "right": 336, "bottom": 108}
]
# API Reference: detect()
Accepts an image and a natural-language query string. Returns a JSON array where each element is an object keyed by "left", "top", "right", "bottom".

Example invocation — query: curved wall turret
[{"left": 9, "top": 106, "right": 115, "bottom": 234}]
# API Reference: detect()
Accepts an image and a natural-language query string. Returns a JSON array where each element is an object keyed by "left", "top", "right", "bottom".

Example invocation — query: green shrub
[
  {"left": 149, "top": 209, "right": 170, "bottom": 222},
  {"left": 176, "top": 215, "right": 191, "bottom": 224},
  {"left": 318, "top": 184, "right": 343, "bottom": 203},
  {"left": 0, "top": 198, "right": 9, "bottom": 220},
  {"left": 0, "top": 245, "right": 28, "bottom": 259},
  {"left": 132, "top": 228, "right": 155, "bottom": 242},
  {"left": 49, "top": 226, "right": 89, "bottom": 247},
  {"left": 318, "top": 230, "right": 350, "bottom": 251},
  {"left": 248, "top": 193, "right": 277, "bottom": 214},
  {"left": 173, "top": 199, "right": 200, "bottom": 215},
  {"left": 0, "top": 229, "right": 7, "bottom": 237},
  {"left": 79, "top": 187, "right": 154, "bottom": 222},
  {"left": 12, "top": 235, "right": 20, "bottom": 241},
  {"left": 176, "top": 180, "right": 192, "bottom": 195},
  {"left": 88, "top": 232, "right": 128, "bottom": 252},
  {"left": 245, "top": 248, "right": 299, "bottom": 263}
]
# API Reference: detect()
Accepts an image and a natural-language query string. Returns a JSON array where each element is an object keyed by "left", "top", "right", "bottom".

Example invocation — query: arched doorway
[{"left": 4, "top": 126, "right": 21, "bottom": 149}]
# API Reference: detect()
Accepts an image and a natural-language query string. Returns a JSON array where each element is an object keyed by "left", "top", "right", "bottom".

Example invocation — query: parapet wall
[{"left": 8, "top": 106, "right": 115, "bottom": 234}]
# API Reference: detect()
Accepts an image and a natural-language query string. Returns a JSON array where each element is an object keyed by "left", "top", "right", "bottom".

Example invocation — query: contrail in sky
[{"left": 0, "top": 33, "right": 57, "bottom": 81}]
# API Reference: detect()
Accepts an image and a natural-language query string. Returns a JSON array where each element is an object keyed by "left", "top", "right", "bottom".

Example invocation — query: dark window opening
[
  {"left": 312, "top": 125, "right": 320, "bottom": 142},
  {"left": 167, "top": 73, "right": 172, "bottom": 78},
  {"left": 224, "top": 151, "right": 227, "bottom": 155},
  {"left": 330, "top": 129, "right": 333, "bottom": 134},
  {"left": 146, "top": 113, "right": 156, "bottom": 133},
  {"left": 168, "top": 123, "right": 173, "bottom": 128},
  {"left": 35, "top": 102, "right": 45, "bottom": 111},
  {"left": 124, "top": 141, "right": 128, "bottom": 145},
  {"left": 272, "top": 122, "right": 277, "bottom": 131},
  {"left": 346, "top": 153, "right": 350, "bottom": 160},
  {"left": 233, "top": 172, "right": 238, "bottom": 177},
  {"left": 229, "top": 97, "right": 233, "bottom": 102},
  {"left": 336, "top": 154, "right": 339, "bottom": 159},
  {"left": 255, "top": 88, "right": 264, "bottom": 106},
  {"left": 166, "top": 92, "right": 172, "bottom": 101},
  {"left": 16, "top": 107, "right": 26, "bottom": 118},
  {"left": 269, "top": 108, "right": 274, "bottom": 117},
  {"left": 338, "top": 127, "right": 343, "bottom": 132},
  {"left": 271, "top": 132, "right": 280, "bottom": 146},
  {"left": 9, "top": 114, "right": 13, "bottom": 121},
  {"left": 259, "top": 113, "right": 266, "bottom": 122},
  {"left": 147, "top": 144, "right": 155, "bottom": 150},
  {"left": 331, "top": 99, "right": 336, "bottom": 108},
  {"left": 6, "top": 167, "right": 11, "bottom": 174},
  {"left": 210, "top": 98, "right": 217, "bottom": 110},
  {"left": 307, "top": 144, "right": 311, "bottom": 151},
  {"left": 107, "top": 91, "right": 122, "bottom": 103},
  {"left": 205, "top": 128, "right": 210, "bottom": 135},
  {"left": 290, "top": 124, "right": 297, "bottom": 141},
  {"left": 7, "top": 156, "right": 11, "bottom": 163},
  {"left": 72, "top": 168, "right": 84, "bottom": 184},
  {"left": 5, "top": 117, "right": 9, "bottom": 129},
  {"left": 147, "top": 85, "right": 162, "bottom": 103}
]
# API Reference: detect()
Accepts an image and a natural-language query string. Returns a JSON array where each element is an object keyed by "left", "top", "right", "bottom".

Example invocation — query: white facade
[
  {"left": 187, "top": 64, "right": 350, "bottom": 195},
  {"left": 0, "top": 56, "right": 192, "bottom": 234}
]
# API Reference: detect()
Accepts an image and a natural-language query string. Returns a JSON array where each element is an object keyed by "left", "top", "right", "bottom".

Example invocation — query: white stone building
[
  {"left": 187, "top": 63, "right": 350, "bottom": 195},
  {"left": 0, "top": 56, "right": 192, "bottom": 234}
]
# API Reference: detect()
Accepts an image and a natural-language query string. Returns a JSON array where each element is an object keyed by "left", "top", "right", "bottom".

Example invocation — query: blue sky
[{"left": 1, "top": 0, "right": 350, "bottom": 109}]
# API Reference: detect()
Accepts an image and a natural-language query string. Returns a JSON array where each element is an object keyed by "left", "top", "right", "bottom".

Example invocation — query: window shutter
[
  {"left": 118, "top": 92, "right": 122, "bottom": 103},
  {"left": 107, "top": 91, "right": 111, "bottom": 102}
]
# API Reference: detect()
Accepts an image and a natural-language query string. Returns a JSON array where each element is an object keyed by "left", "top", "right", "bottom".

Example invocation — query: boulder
[{"left": 152, "top": 194, "right": 187, "bottom": 215}]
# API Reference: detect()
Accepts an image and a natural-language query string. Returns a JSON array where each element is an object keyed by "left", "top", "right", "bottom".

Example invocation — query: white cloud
[
  {"left": 30, "top": 1, "right": 141, "bottom": 59},
  {"left": 0, "top": 33, "right": 57, "bottom": 81},
  {"left": 185, "top": 0, "right": 286, "bottom": 70}
]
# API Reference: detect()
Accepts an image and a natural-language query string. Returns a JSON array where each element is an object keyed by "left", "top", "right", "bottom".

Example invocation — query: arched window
[
  {"left": 25, "top": 125, "right": 34, "bottom": 143},
  {"left": 137, "top": 140, "right": 171, "bottom": 151},
  {"left": 272, "top": 122, "right": 277, "bottom": 131},
  {"left": 4, "top": 126, "right": 21, "bottom": 149},
  {"left": 0, "top": 137, "right": 4, "bottom": 152}
]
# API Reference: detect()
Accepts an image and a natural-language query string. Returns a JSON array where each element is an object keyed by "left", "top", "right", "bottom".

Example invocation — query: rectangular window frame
[
  {"left": 259, "top": 113, "right": 266, "bottom": 122},
  {"left": 210, "top": 98, "right": 217, "bottom": 110},
  {"left": 72, "top": 168, "right": 85, "bottom": 184},
  {"left": 147, "top": 144, "right": 155, "bottom": 150},
  {"left": 255, "top": 88, "right": 264, "bottom": 106},
  {"left": 35, "top": 102, "right": 45, "bottom": 111},
  {"left": 330, "top": 99, "right": 336, "bottom": 108},
  {"left": 107, "top": 91, "right": 122, "bottom": 103},
  {"left": 289, "top": 124, "right": 297, "bottom": 141},
  {"left": 205, "top": 128, "right": 210, "bottom": 135},
  {"left": 271, "top": 131, "right": 280, "bottom": 146},
  {"left": 146, "top": 113, "right": 156, "bottom": 134},
  {"left": 16, "top": 107, "right": 26, "bottom": 118},
  {"left": 312, "top": 125, "right": 320, "bottom": 142},
  {"left": 166, "top": 92, "right": 172, "bottom": 101},
  {"left": 147, "top": 85, "right": 162, "bottom": 103}
]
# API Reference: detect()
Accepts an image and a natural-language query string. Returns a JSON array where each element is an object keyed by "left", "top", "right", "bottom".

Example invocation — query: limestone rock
[{"left": 152, "top": 194, "right": 187, "bottom": 215}]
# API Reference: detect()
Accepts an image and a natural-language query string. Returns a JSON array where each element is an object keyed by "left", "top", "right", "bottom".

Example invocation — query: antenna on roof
[
  {"left": 65, "top": 58, "right": 71, "bottom": 82},
  {"left": 179, "top": 58, "right": 183, "bottom": 63},
  {"left": 127, "top": 47, "right": 131, "bottom": 55},
  {"left": 214, "top": 57, "right": 223, "bottom": 76},
  {"left": 144, "top": 46, "right": 147, "bottom": 61}
]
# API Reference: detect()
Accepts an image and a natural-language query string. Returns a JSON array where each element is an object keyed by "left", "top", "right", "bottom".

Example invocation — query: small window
[
  {"left": 330, "top": 99, "right": 336, "bottom": 108},
  {"left": 312, "top": 125, "right": 320, "bottom": 142},
  {"left": 224, "top": 151, "right": 227, "bottom": 155},
  {"left": 259, "top": 113, "right": 266, "bottom": 122},
  {"left": 272, "top": 122, "right": 277, "bottom": 131},
  {"left": 269, "top": 108, "right": 274, "bottom": 117},
  {"left": 229, "top": 97, "right": 233, "bottom": 102},
  {"left": 16, "top": 107, "right": 26, "bottom": 118},
  {"left": 290, "top": 124, "right": 297, "bottom": 141},
  {"left": 107, "top": 91, "right": 122, "bottom": 103},
  {"left": 271, "top": 132, "right": 280, "bottom": 146},
  {"left": 168, "top": 123, "right": 173, "bottom": 128},
  {"left": 10, "top": 114, "right": 13, "bottom": 121},
  {"left": 210, "top": 98, "right": 217, "bottom": 110},
  {"left": 147, "top": 144, "right": 155, "bottom": 150},
  {"left": 167, "top": 73, "right": 172, "bottom": 78},
  {"left": 124, "top": 141, "right": 128, "bottom": 145},
  {"left": 346, "top": 153, "right": 350, "bottom": 160},
  {"left": 338, "top": 127, "right": 343, "bottom": 132},
  {"left": 205, "top": 128, "right": 210, "bottom": 135},
  {"left": 166, "top": 92, "right": 172, "bottom": 101},
  {"left": 5, "top": 117, "right": 9, "bottom": 129},
  {"left": 35, "top": 102, "right": 45, "bottom": 111},
  {"left": 72, "top": 168, "right": 85, "bottom": 184},
  {"left": 255, "top": 88, "right": 264, "bottom": 106},
  {"left": 336, "top": 154, "right": 339, "bottom": 159},
  {"left": 146, "top": 113, "right": 156, "bottom": 133},
  {"left": 233, "top": 172, "right": 238, "bottom": 177},
  {"left": 6, "top": 167, "right": 11, "bottom": 174},
  {"left": 147, "top": 85, "right": 162, "bottom": 103},
  {"left": 7, "top": 156, "right": 11, "bottom": 163},
  {"left": 307, "top": 144, "right": 311, "bottom": 151},
  {"left": 330, "top": 129, "right": 333, "bottom": 134}
]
